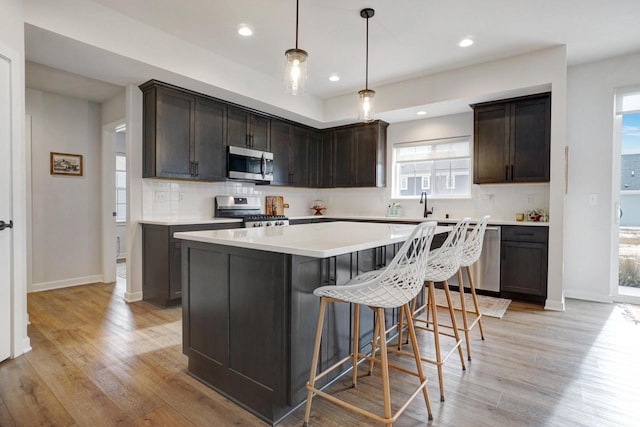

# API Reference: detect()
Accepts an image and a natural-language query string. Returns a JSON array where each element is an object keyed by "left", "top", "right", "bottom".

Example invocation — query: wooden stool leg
[
  {"left": 443, "top": 280, "right": 466, "bottom": 371},
  {"left": 369, "top": 311, "right": 380, "bottom": 375},
  {"left": 457, "top": 269, "right": 472, "bottom": 361},
  {"left": 403, "top": 303, "right": 433, "bottom": 421},
  {"left": 467, "top": 265, "right": 485, "bottom": 340},
  {"left": 303, "top": 297, "right": 328, "bottom": 426},
  {"left": 376, "top": 307, "right": 392, "bottom": 424},
  {"left": 397, "top": 299, "right": 405, "bottom": 350},
  {"left": 427, "top": 282, "right": 445, "bottom": 402},
  {"left": 352, "top": 304, "right": 360, "bottom": 388}
]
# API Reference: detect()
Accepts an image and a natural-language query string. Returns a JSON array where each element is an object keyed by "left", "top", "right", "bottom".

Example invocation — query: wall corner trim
[{"left": 123, "top": 291, "right": 143, "bottom": 303}]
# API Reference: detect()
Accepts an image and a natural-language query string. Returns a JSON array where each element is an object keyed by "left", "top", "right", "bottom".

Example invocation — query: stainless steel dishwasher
[{"left": 449, "top": 226, "right": 501, "bottom": 292}]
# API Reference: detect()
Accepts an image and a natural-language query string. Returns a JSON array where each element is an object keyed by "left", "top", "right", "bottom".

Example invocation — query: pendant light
[
  {"left": 284, "top": 0, "right": 308, "bottom": 95},
  {"left": 358, "top": 8, "right": 375, "bottom": 122}
]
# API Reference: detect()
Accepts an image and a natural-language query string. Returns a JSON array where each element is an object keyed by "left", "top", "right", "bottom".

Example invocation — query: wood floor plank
[
  {"left": 0, "top": 403, "right": 16, "bottom": 427},
  {"left": 9, "top": 281, "right": 640, "bottom": 427},
  {"left": 0, "top": 356, "right": 76, "bottom": 426},
  {"left": 134, "top": 406, "right": 197, "bottom": 427}
]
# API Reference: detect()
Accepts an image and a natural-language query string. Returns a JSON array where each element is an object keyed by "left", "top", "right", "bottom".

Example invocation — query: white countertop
[
  {"left": 140, "top": 215, "right": 547, "bottom": 227},
  {"left": 174, "top": 221, "right": 450, "bottom": 258},
  {"left": 139, "top": 218, "right": 242, "bottom": 226}
]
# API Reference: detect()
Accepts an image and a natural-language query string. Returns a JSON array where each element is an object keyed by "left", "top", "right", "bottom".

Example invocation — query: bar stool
[
  {"left": 454, "top": 215, "right": 489, "bottom": 361},
  {"left": 303, "top": 222, "right": 438, "bottom": 426},
  {"left": 404, "top": 217, "right": 469, "bottom": 402}
]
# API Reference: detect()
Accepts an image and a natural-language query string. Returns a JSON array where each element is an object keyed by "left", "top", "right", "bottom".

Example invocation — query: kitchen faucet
[{"left": 419, "top": 191, "right": 433, "bottom": 218}]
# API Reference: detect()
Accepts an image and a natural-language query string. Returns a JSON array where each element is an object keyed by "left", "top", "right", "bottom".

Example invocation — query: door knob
[{"left": 0, "top": 220, "right": 13, "bottom": 231}]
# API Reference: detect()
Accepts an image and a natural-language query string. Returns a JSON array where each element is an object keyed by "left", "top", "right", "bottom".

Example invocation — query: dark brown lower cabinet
[
  {"left": 141, "top": 222, "right": 241, "bottom": 306},
  {"left": 181, "top": 240, "right": 401, "bottom": 425},
  {"left": 500, "top": 226, "right": 548, "bottom": 303}
]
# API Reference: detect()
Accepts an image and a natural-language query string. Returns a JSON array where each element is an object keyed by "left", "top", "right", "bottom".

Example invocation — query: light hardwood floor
[{"left": 1, "top": 279, "right": 639, "bottom": 426}]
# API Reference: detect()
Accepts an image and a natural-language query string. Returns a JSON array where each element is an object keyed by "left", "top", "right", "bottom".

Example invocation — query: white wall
[
  {"left": 101, "top": 90, "right": 125, "bottom": 126},
  {"left": 565, "top": 51, "right": 640, "bottom": 302},
  {"left": 26, "top": 88, "right": 103, "bottom": 291},
  {"left": 1, "top": 0, "right": 30, "bottom": 357}
]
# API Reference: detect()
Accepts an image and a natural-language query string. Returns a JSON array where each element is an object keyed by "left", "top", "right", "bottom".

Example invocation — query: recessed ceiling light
[
  {"left": 238, "top": 25, "right": 253, "bottom": 37},
  {"left": 416, "top": 111, "right": 427, "bottom": 116},
  {"left": 458, "top": 38, "right": 474, "bottom": 47},
  {"left": 329, "top": 74, "right": 340, "bottom": 82}
]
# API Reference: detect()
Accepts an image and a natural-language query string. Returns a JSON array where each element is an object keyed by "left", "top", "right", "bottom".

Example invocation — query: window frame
[{"left": 392, "top": 136, "right": 472, "bottom": 200}]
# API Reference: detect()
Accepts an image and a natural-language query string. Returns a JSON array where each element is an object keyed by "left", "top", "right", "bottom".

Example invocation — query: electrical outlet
[
  {"left": 179, "top": 192, "right": 184, "bottom": 201},
  {"left": 526, "top": 194, "right": 535, "bottom": 205},
  {"left": 588, "top": 194, "right": 598, "bottom": 206},
  {"left": 154, "top": 191, "right": 167, "bottom": 202}
]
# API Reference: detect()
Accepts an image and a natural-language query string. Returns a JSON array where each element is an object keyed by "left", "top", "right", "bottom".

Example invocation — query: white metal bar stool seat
[
  {"left": 406, "top": 217, "right": 470, "bottom": 402},
  {"left": 303, "top": 222, "right": 437, "bottom": 426},
  {"left": 453, "top": 215, "right": 490, "bottom": 361}
]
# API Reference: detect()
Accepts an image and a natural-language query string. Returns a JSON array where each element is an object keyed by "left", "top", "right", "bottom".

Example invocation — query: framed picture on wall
[{"left": 50, "top": 152, "right": 83, "bottom": 176}]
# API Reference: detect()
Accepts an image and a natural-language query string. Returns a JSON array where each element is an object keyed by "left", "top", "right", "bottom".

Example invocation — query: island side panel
[{"left": 181, "top": 240, "right": 289, "bottom": 424}]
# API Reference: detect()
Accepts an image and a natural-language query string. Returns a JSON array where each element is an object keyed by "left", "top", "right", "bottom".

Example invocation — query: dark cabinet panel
[
  {"left": 500, "top": 226, "right": 548, "bottom": 302},
  {"left": 142, "top": 222, "right": 241, "bottom": 306},
  {"left": 472, "top": 92, "right": 550, "bottom": 184},
  {"left": 146, "top": 86, "right": 194, "bottom": 179},
  {"left": 140, "top": 82, "right": 225, "bottom": 181},
  {"left": 227, "top": 106, "right": 271, "bottom": 151},
  {"left": 193, "top": 98, "right": 226, "bottom": 180},
  {"left": 308, "top": 129, "right": 333, "bottom": 188},
  {"left": 270, "top": 120, "right": 292, "bottom": 185},
  {"left": 332, "top": 120, "right": 388, "bottom": 188},
  {"left": 290, "top": 125, "right": 309, "bottom": 187},
  {"left": 271, "top": 122, "right": 310, "bottom": 187},
  {"left": 510, "top": 97, "right": 551, "bottom": 182},
  {"left": 473, "top": 103, "right": 509, "bottom": 183}
]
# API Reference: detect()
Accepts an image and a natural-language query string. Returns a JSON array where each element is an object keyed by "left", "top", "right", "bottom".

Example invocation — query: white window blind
[{"left": 616, "top": 85, "right": 640, "bottom": 115}]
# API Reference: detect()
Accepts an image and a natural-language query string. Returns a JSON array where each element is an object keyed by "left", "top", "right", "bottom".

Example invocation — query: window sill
[{"left": 392, "top": 195, "right": 472, "bottom": 201}]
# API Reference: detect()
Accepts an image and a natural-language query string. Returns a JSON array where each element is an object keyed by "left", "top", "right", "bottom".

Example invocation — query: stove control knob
[
  {"left": 252, "top": 223, "right": 259, "bottom": 227},
  {"left": 265, "top": 222, "right": 272, "bottom": 227}
]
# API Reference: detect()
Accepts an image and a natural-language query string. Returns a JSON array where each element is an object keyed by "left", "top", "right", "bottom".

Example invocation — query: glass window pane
[
  {"left": 393, "top": 139, "right": 470, "bottom": 197},
  {"left": 116, "top": 155, "right": 126, "bottom": 171},
  {"left": 116, "top": 204, "right": 126, "bottom": 222},
  {"left": 116, "top": 171, "right": 126, "bottom": 188}
]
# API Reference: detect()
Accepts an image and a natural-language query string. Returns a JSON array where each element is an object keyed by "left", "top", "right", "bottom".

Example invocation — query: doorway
[
  {"left": 102, "top": 121, "right": 126, "bottom": 286},
  {"left": 616, "top": 87, "right": 640, "bottom": 303}
]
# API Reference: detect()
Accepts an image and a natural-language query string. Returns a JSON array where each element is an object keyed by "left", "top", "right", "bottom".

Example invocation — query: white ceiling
[{"left": 25, "top": 0, "right": 640, "bottom": 119}]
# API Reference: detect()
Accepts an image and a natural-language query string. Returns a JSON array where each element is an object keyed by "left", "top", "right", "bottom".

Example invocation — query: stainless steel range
[{"left": 214, "top": 195, "right": 289, "bottom": 228}]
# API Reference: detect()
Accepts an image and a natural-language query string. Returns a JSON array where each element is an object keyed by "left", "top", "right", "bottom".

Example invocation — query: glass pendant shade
[
  {"left": 284, "top": 48, "right": 308, "bottom": 95},
  {"left": 358, "top": 89, "right": 376, "bottom": 122}
]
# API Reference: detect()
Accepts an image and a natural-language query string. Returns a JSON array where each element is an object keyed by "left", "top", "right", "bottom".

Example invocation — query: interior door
[{"left": 0, "top": 53, "right": 12, "bottom": 362}]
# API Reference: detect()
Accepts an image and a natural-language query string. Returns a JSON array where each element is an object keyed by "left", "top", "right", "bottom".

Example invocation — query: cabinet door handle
[
  {"left": 511, "top": 164, "right": 514, "bottom": 180},
  {"left": 505, "top": 165, "right": 508, "bottom": 180},
  {"left": 189, "top": 161, "right": 194, "bottom": 176},
  {"left": 250, "top": 135, "right": 254, "bottom": 147},
  {"left": 195, "top": 161, "right": 199, "bottom": 176}
]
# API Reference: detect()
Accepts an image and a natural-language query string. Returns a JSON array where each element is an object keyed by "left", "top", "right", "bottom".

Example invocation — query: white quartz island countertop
[{"left": 174, "top": 221, "right": 448, "bottom": 258}]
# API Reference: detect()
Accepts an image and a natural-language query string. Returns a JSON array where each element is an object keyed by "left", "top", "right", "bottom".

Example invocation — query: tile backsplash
[{"left": 143, "top": 179, "right": 550, "bottom": 222}]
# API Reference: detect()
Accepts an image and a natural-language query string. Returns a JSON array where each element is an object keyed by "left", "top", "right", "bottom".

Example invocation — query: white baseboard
[
  {"left": 28, "top": 274, "right": 104, "bottom": 293},
  {"left": 544, "top": 298, "right": 565, "bottom": 311},
  {"left": 563, "top": 289, "right": 613, "bottom": 304},
  {"left": 124, "top": 291, "right": 143, "bottom": 303},
  {"left": 22, "top": 337, "right": 32, "bottom": 355}
]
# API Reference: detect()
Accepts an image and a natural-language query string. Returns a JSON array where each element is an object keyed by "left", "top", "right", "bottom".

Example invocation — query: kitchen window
[{"left": 392, "top": 137, "right": 471, "bottom": 198}]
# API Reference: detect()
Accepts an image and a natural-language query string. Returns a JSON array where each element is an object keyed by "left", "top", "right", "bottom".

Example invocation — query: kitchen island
[{"left": 174, "top": 221, "right": 446, "bottom": 425}]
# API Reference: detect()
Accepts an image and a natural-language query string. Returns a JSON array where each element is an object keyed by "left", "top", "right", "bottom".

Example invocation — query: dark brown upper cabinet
[
  {"left": 332, "top": 120, "right": 388, "bottom": 188},
  {"left": 271, "top": 121, "right": 310, "bottom": 187},
  {"left": 141, "top": 81, "right": 226, "bottom": 181},
  {"left": 140, "top": 80, "right": 388, "bottom": 188},
  {"left": 227, "top": 106, "right": 270, "bottom": 151},
  {"left": 472, "top": 92, "right": 551, "bottom": 184},
  {"left": 308, "top": 129, "right": 333, "bottom": 188}
]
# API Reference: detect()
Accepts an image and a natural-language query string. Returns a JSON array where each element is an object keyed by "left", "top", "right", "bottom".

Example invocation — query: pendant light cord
[
  {"left": 295, "top": 0, "right": 300, "bottom": 49},
  {"left": 365, "top": 14, "right": 369, "bottom": 90}
]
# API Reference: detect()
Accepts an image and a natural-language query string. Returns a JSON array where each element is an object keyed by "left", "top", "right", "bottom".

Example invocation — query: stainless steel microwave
[{"left": 227, "top": 145, "right": 274, "bottom": 183}]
